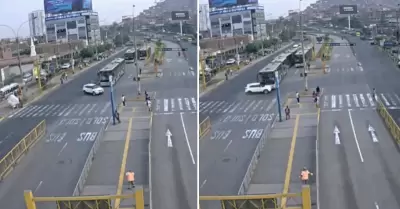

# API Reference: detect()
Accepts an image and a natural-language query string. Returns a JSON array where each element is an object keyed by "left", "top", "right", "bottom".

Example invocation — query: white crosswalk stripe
[
  {"left": 163, "top": 71, "right": 196, "bottom": 77},
  {"left": 322, "top": 93, "right": 400, "bottom": 109},
  {"left": 199, "top": 99, "right": 277, "bottom": 114},
  {"left": 329, "top": 67, "right": 364, "bottom": 73},
  {"left": 154, "top": 97, "right": 197, "bottom": 113},
  {"left": 8, "top": 102, "right": 111, "bottom": 118}
]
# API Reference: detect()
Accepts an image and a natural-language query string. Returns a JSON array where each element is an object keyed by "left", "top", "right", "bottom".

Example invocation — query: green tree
[
  {"left": 80, "top": 48, "right": 94, "bottom": 58},
  {"left": 245, "top": 43, "right": 259, "bottom": 53}
]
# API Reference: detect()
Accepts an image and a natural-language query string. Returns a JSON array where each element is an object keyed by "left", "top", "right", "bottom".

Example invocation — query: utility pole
[
  {"left": 299, "top": 0, "right": 308, "bottom": 91},
  {"left": 259, "top": 23, "right": 264, "bottom": 56},
  {"left": 133, "top": 4, "right": 141, "bottom": 95},
  {"left": 397, "top": 4, "right": 399, "bottom": 53}
]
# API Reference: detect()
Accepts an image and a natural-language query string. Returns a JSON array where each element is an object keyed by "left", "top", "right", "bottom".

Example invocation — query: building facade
[
  {"left": 209, "top": 5, "right": 266, "bottom": 39},
  {"left": 45, "top": 12, "right": 100, "bottom": 45},
  {"left": 29, "top": 10, "right": 46, "bottom": 37}
]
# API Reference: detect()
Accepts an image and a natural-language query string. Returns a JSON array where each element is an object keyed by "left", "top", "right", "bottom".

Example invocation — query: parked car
[
  {"left": 61, "top": 63, "right": 71, "bottom": 69},
  {"left": 22, "top": 72, "right": 33, "bottom": 83}
]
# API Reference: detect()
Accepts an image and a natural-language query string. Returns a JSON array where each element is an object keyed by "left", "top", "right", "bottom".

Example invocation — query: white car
[
  {"left": 226, "top": 58, "right": 236, "bottom": 65},
  {"left": 245, "top": 82, "right": 272, "bottom": 94},
  {"left": 83, "top": 84, "right": 104, "bottom": 95},
  {"left": 61, "top": 63, "right": 71, "bottom": 69}
]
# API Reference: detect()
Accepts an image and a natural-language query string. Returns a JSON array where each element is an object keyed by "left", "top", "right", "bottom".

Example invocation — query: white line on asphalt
[
  {"left": 200, "top": 179, "right": 207, "bottom": 188},
  {"left": 374, "top": 202, "right": 379, "bottom": 209},
  {"left": 58, "top": 142, "right": 68, "bottom": 156},
  {"left": 34, "top": 181, "right": 43, "bottom": 193},
  {"left": 348, "top": 109, "right": 364, "bottom": 162},
  {"left": 180, "top": 112, "right": 196, "bottom": 164},
  {"left": 224, "top": 140, "right": 233, "bottom": 152}
]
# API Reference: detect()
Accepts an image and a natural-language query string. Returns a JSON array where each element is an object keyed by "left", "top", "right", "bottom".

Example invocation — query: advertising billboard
[
  {"left": 44, "top": 0, "right": 93, "bottom": 14},
  {"left": 171, "top": 11, "right": 189, "bottom": 21},
  {"left": 208, "top": 0, "right": 258, "bottom": 8},
  {"left": 339, "top": 5, "right": 358, "bottom": 14}
]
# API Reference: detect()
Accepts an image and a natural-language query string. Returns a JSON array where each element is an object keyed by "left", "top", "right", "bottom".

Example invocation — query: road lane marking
[
  {"left": 346, "top": 94, "right": 351, "bottom": 107},
  {"left": 380, "top": 94, "right": 390, "bottom": 106},
  {"left": 375, "top": 202, "right": 379, "bottom": 209},
  {"left": 281, "top": 115, "right": 300, "bottom": 209},
  {"left": 338, "top": 95, "right": 343, "bottom": 108},
  {"left": 223, "top": 140, "right": 233, "bottom": 152},
  {"left": 58, "top": 142, "right": 68, "bottom": 156},
  {"left": 114, "top": 118, "right": 133, "bottom": 208},
  {"left": 331, "top": 95, "right": 336, "bottom": 108},
  {"left": 359, "top": 94, "right": 367, "bottom": 107},
  {"left": 164, "top": 99, "right": 169, "bottom": 112},
  {"left": 180, "top": 112, "right": 195, "bottom": 164},
  {"left": 171, "top": 98, "right": 175, "bottom": 111},
  {"left": 347, "top": 109, "right": 364, "bottom": 162},
  {"left": 353, "top": 94, "right": 360, "bottom": 107},
  {"left": 34, "top": 181, "right": 43, "bottom": 193},
  {"left": 200, "top": 180, "right": 207, "bottom": 188}
]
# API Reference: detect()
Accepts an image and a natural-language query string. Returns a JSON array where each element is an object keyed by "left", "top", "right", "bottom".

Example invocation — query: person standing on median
[
  {"left": 126, "top": 170, "right": 135, "bottom": 189},
  {"left": 296, "top": 92, "right": 300, "bottom": 104},
  {"left": 121, "top": 94, "right": 126, "bottom": 106}
]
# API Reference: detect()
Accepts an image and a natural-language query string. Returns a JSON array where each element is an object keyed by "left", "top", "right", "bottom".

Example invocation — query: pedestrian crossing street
[
  {"left": 325, "top": 66, "right": 364, "bottom": 73},
  {"left": 200, "top": 99, "right": 277, "bottom": 114},
  {"left": 7, "top": 102, "right": 111, "bottom": 118},
  {"left": 322, "top": 93, "right": 400, "bottom": 110},
  {"left": 154, "top": 97, "right": 197, "bottom": 113}
]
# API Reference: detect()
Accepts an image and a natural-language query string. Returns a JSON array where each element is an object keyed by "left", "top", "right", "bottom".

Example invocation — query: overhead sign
[
  {"left": 339, "top": 5, "right": 358, "bottom": 14},
  {"left": 162, "top": 48, "right": 187, "bottom": 51},
  {"left": 171, "top": 11, "right": 189, "bottom": 21}
]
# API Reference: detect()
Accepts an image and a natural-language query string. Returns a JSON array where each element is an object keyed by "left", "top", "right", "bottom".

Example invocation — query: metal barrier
[
  {"left": 199, "top": 117, "right": 211, "bottom": 139},
  {"left": 24, "top": 189, "right": 145, "bottom": 209},
  {"left": 0, "top": 120, "right": 46, "bottom": 180},
  {"left": 73, "top": 125, "right": 106, "bottom": 196},
  {"left": 377, "top": 100, "right": 400, "bottom": 143},
  {"left": 200, "top": 186, "right": 312, "bottom": 209}
]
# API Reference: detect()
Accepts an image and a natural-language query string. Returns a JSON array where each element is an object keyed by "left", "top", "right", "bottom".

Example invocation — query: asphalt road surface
[
  {"left": 199, "top": 43, "right": 301, "bottom": 196},
  {"left": 150, "top": 40, "right": 197, "bottom": 209},
  {"left": 0, "top": 49, "right": 127, "bottom": 209},
  {"left": 319, "top": 109, "right": 400, "bottom": 209}
]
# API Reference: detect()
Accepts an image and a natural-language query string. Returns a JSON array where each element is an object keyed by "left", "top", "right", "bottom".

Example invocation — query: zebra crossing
[
  {"left": 322, "top": 93, "right": 400, "bottom": 110},
  {"left": 7, "top": 102, "right": 111, "bottom": 118},
  {"left": 160, "top": 71, "right": 196, "bottom": 77},
  {"left": 154, "top": 97, "right": 197, "bottom": 114},
  {"left": 200, "top": 99, "right": 277, "bottom": 114},
  {"left": 325, "top": 66, "right": 364, "bottom": 73}
]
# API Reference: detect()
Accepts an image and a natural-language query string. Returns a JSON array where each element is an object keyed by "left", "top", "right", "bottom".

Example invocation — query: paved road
[
  {"left": 199, "top": 43, "right": 301, "bottom": 196},
  {"left": 150, "top": 40, "right": 197, "bottom": 209},
  {"left": 319, "top": 109, "right": 400, "bottom": 209},
  {"left": 0, "top": 49, "right": 127, "bottom": 209}
]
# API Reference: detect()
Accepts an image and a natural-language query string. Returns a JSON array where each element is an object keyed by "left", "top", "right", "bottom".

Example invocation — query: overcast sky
[{"left": 0, "top": 0, "right": 155, "bottom": 38}]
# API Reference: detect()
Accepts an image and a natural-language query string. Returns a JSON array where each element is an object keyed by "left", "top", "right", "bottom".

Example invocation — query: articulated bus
[
  {"left": 294, "top": 45, "right": 313, "bottom": 68},
  {"left": 124, "top": 49, "right": 135, "bottom": 63},
  {"left": 98, "top": 58, "right": 126, "bottom": 87},
  {"left": 138, "top": 46, "right": 151, "bottom": 60}
]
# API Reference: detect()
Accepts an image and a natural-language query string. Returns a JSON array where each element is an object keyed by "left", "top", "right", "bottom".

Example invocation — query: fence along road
[{"left": 0, "top": 49, "right": 127, "bottom": 209}]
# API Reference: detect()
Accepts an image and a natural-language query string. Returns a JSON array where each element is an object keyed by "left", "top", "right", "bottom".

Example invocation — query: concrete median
[{"left": 377, "top": 100, "right": 400, "bottom": 144}]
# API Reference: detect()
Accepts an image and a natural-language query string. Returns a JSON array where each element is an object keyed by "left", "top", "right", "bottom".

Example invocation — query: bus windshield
[
  {"left": 257, "top": 62, "right": 283, "bottom": 87},
  {"left": 124, "top": 49, "right": 135, "bottom": 62},
  {"left": 294, "top": 46, "right": 313, "bottom": 68},
  {"left": 138, "top": 46, "right": 151, "bottom": 60}
]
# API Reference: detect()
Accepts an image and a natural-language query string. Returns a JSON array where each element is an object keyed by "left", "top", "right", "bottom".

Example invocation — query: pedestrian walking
[
  {"left": 125, "top": 170, "right": 135, "bottom": 189},
  {"left": 139, "top": 68, "right": 142, "bottom": 74},
  {"left": 115, "top": 110, "right": 121, "bottom": 123},
  {"left": 296, "top": 92, "right": 300, "bottom": 104},
  {"left": 147, "top": 100, "right": 152, "bottom": 111},
  {"left": 225, "top": 71, "right": 228, "bottom": 80},
  {"left": 316, "top": 86, "right": 320, "bottom": 96},
  {"left": 300, "top": 167, "right": 313, "bottom": 185},
  {"left": 285, "top": 106, "right": 290, "bottom": 120},
  {"left": 314, "top": 96, "right": 319, "bottom": 108},
  {"left": 121, "top": 95, "right": 126, "bottom": 106}
]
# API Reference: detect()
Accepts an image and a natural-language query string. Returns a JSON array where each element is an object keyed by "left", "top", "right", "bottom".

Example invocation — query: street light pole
[
  {"left": 133, "top": 4, "right": 141, "bottom": 95},
  {"left": 299, "top": 0, "right": 308, "bottom": 91},
  {"left": 0, "top": 18, "right": 35, "bottom": 98}
]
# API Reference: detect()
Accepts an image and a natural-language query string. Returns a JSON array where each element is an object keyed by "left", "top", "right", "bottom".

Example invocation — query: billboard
[
  {"left": 171, "top": 11, "right": 189, "bottom": 21},
  {"left": 339, "top": 5, "right": 358, "bottom": 14},
  {"left": 44, "top": 0, "right": 93, "bottom": 14},
  {"left": 208, "top": 0, "right": 258, "bottom": 8}
]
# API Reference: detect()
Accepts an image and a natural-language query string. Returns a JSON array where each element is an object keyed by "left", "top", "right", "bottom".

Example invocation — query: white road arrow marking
[
  {"left": 334, "top": 126, "right": 341, "bottom": 145},
  {"left": 166, "top": 129, "right": 173, "bottom": 147},
  {"left": 368, "top": 125, "right": 379, "bottom": 142}
]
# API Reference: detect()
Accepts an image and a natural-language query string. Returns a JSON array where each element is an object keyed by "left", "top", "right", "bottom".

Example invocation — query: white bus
[
  {"left": 294, "top": 45, "right": 313, "bottom": 68},
  {"left": 98, "top": 58, "right": 126, "bottom": 87}
]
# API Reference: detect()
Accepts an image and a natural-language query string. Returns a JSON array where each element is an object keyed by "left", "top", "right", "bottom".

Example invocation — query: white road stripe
[
  {"left": 359, "top": 94, "right": 367, "bottom": 107},
  {"left": 380, "top": 94, "right": 390, "bottom": 106},
  {"left": 185, "top": 98, "right": 191, "bottom": 111},
  {"left": 346, "top": 94, "right": 351, "bottom": 107},
  {"left": 331, "top": 95, "right": 336, "bottom": 108},
  {"left": 366, "top": 93, "right": 375, "bottom": 106},
  {"left": 164, "top": 99, "right": 169, "bottom": 112},
  {"left": 178, "top": 98, "right": 183, "bottom": 110},
  {"left": 338, "top": 95, "right": 343, "bottom": 108},
  {"left": 353, "top": 94, "right": 360, "bottom": 107},
  {"left": 191, "top": 97, "right": 197, "bottom": 110}
]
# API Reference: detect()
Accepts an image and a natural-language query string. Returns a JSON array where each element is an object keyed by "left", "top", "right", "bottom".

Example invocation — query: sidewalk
[
  {"left": 0, "top": 47, "right": 127, "bottom": 120},
  {"left": 199, "top": 42, "right": 295, "bottom": 97},
  {"left": 81, "top": 101, "right": 151, "bottom": 209},
  {"left": 246, "top": 94, "right": 318, "bottom": 208}
]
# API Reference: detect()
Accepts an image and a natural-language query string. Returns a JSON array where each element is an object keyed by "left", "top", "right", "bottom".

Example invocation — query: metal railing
[
  {"left": 199, "top": 116, "right": 211, "bottom": 139},
  {"left": 377, "top": 100, "right": 400, "bottom": 143},
  {"left": 0, "top": 120, "right": 46, "bottom": 180},
  {"left": 72, "top": 124, "right": 106, "bottom": 196},
  {"left": 148, "top": 112, "right": 154, "bottom": 209}
]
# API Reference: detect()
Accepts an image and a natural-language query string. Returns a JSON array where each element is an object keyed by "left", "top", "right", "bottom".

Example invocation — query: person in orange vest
[
  {"left": 300, "top": 167, "right": 313, "bottom": 184},
  {"left": 126, "top": 170, "right": 135, "bottom": 189}
]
